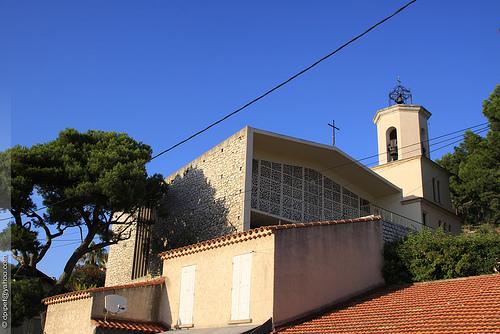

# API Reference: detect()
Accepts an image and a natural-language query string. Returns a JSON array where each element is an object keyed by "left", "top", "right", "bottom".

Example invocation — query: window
[
  {"left": 438, "top": 220, "right": 442, "bottom": 228},
  {"left": 304, "top": 168, "right": 321, "bottom": 221},
  {"left": 422, "top": 212, "right": 427, "bottom": 226},
  {"left": 360, "top": 198, "right": 371, "bottom": 217},
  {"left": 387, "top": 128, "right": 398, "bottom": 162},
  {"left": 432, "top": 178, "right": 436, "bottom": 202},
  {"left": 421, "top": 128, "right": 429, "bottom": 158},
  {"left": 437, "top": 180, "right": 441, "bottom": 203},
  {"left": 231, "top": 253, "right": 252, "bottom": 321},
  {"left": 251, "top": 159, "right": 366, "bottom": 222},
  {"left": 322, "top": 177, "right": 342, "bottom": 221},
  {"left": 178, "top": 265, "right": 196, "bottom": 326},
  {"left": 342, "top": 187, "right": 359, "bottom": 218},
  {"left": 131, "top": 208, "right": 153, "bottom": 280}
]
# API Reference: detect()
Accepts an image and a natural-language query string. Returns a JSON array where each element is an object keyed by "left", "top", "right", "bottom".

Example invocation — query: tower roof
[{"left": 373, "top": 104, "right": 431, "bottom": 124}]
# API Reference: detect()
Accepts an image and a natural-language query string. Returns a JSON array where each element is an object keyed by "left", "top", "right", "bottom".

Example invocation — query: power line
[
  {"left": 1, "top": 124, "right": 489, "bottom": 251},
  {"left": 0, "top": 0, "right": 419, "bottom": 223},
  {"left": 159, "top": 125, "right": 490, "bottom": 229},
  {"left": 378, "top": 126, "right": 491, "bottom": 199},
  {"left": 0, "top": 122, "right": 489, "bottom": 223},
  {"left": 149, "top": 0, "right": 418, "bottom": 161}
]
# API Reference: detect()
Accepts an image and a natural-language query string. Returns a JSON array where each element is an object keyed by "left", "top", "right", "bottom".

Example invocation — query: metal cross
[{"left": 328, "top": 120, "right": 340, "bottom": 146}]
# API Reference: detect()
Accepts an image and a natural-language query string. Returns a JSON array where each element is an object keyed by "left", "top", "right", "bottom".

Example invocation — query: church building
[
  {"left": 43, "top": 88, "right": 493, "bottom": 334},
  {"left": 105, "top": 89, "right": 461, "bottom": 287}
]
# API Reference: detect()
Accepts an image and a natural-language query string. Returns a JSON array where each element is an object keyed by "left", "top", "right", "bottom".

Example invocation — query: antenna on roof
[
  {"left": 104, "top": 294, "right": 128, "bottom": 321},
  {"left": 328, "top": 120, "right": 340, "bottom": 146}
]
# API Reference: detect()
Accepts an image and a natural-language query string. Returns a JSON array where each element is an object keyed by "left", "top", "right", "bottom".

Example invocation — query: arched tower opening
[{"left": 386, "top": 127, "right": 398, "bottom": 162}]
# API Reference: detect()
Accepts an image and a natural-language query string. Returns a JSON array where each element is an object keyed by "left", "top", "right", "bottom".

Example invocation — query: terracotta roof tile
[
  {"left": 92, "top": 318, "right": 168, "bottom": 333},
  {"left": 159, "top": 215, "right": 381, "bottom": 260},
  {"left": 42, "top": 277, "right": 165, "bottom": 305},
  {"left": 277, "top": 274, "right": 500, "bottom": 334}
]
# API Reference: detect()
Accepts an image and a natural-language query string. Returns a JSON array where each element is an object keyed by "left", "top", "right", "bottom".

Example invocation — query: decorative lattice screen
[{"left": 251, "top": 159, "right": 371, "bottom": 223}]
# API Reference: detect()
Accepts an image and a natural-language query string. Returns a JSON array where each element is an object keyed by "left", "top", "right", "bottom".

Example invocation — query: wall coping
[
  {"left": 159, "top": 215, "right": 382, "bottom": 260},
  {"left": 42, "top": 277, "right": 165, "bottom": 305}
]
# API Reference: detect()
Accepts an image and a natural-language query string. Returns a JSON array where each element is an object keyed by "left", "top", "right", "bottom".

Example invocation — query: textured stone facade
[
  {"left": 160, "top": 127, "right": 249, "bottom": 246},
  {"left": 106, "top": 128, "right": 250, "bottom": 286},
  {"left": 106, "top": 223, "right": 137, "bottom": 286},
  {"left": 381, "top": 220, "right": 414, "bottom": 243},
  {"left": 106, "top": 209, "right": 156, "bottom": 286}
]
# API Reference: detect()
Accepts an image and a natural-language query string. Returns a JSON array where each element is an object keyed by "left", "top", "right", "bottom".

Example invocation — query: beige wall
[
  {"left": 420, "top": 200, "right": 461, "bottom": 234},
  {"left": 91, "top": 285, "right": 166, "bottom": 322},
  {"left": 44, "top": 298, "right": 94, "bottom": 334},
  {"left": 44, "top": 285, "right": 168, "bottom": 334},
  {"left": 421, "top": 157, "right": 453, "bottom": 210},
  {"left": 378, "top": 194, "right": 424, "bottom": 228},
  {"left": 372, "top": 156, "right": 424, "bottom": 198},
  {"left": 161, "top": 234, "right": 275, "bottom": 329},
  {"left": 272, "top": 221, "right": 384, "bottom": 325},
  {"left": 373, "top": 155, "right": 460, "bottom": 230}
]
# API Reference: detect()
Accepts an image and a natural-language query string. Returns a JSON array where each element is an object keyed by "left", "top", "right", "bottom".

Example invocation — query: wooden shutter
[
  {"left": 231, "top": 253, "right": 252, "bottom": 320},
  {"left": 179, "top": 265, "right": 196, "bottom": 325}
]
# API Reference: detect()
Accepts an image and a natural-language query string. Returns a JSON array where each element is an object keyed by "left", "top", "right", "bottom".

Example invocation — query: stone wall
[
  {"left": 105, "top": 128, "right": 250, "bottom": 286},
  {"left": 105, "top": 223, "right": 138, "bottom": 286},
  {"left": 158, "top": 127, "right": 249, "bottom": 250},
  {"left": 381, "top": 220, "right": 414, "bottom": 243}
]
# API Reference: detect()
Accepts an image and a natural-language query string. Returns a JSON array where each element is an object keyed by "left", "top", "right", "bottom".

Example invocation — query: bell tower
[
  {"left": 371, "top": 80, "right": 460, "bottom": 232},
  {"left": 373, "top": 80, "right": 431, "bottom": 165}
]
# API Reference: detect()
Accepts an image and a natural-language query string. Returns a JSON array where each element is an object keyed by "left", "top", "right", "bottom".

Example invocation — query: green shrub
[
  {"left": 383, "top": 225, "right": 500, "bottom": 285},
  {"left": 11, "top": 278, "right": 45, "bottom": 327}
]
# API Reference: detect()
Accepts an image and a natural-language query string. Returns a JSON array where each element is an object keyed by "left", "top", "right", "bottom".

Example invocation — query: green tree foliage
[
  {"left": 78, "top": 241, "right": 108, "bottom": 268},
  {"left": 437, "top": 85, "right": 500, "bottom": 226},
  {"left": 0, "top": 129, "right": 167, "bottom": 294},
  {"left": 383, "top": 226, "right": 500, "bottom": 285},
  {"left": 66, "top": 243, "right": 107, "bottom": 291},
  {"left": 11, "top": 278, "right": 45, "bottom": 327},
  {"left": 66, "top": 265, "right": 105, "bottom": 291}
]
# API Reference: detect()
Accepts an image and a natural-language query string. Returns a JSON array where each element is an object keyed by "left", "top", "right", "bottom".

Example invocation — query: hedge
[{"left": 383, "top": 225, "right": 500, "bottom": 285}]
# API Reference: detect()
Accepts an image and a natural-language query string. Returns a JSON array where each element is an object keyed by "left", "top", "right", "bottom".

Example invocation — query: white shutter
[
  {"left": 230, "top": 255, "right": 241, "bottom": 320},
  {"left": 231, "top": 253, "right": 252, "bottom": 320},
  {"left": 179, "top": 265, "right": 196, "bottom": 325}
]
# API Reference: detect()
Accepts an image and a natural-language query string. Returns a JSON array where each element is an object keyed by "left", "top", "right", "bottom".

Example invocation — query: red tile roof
[
  {"left": 92, "top": 318, "right": 168, "bottom": 333},
  {"left": 277, "top": 274, "right": 500, "bottom": 334},
  {"left": 160, "top": 215, "right": 381, "bottom": 260},
  {"left": 42, "top": 277, "right": 165, "bottom": 305}
]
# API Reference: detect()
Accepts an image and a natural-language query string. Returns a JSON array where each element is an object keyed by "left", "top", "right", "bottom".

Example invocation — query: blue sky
[{"left": 1, "top": 0, "right": 499, "bottom": 277}]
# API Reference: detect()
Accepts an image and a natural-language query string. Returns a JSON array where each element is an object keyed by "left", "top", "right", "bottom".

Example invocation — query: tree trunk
[{"left": 49, "top": 243, "right": 89, "bottom": 295}]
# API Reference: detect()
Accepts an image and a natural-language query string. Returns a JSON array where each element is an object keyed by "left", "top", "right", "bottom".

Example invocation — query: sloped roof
[
  {"left": 277, "top": 274, "right": 500, "bottom": 334},
  {"left": 92, "top": 318, "right": 168, "bottom": 333},
  {"left": 42, "top": 277, "right": 165, "bottom": 305},
  {"left": 159, "top": 215, "right": 382, "bottom": 260}
]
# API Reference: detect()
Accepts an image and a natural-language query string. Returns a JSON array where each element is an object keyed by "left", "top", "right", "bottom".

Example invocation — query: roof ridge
[
  {"left": 159, "top": 215, "right": 381, "bottom": 260},
  {"left": 412, "top": 273, "right": 500, "bottom": 286},
  {"left": 92, "top": 317, "right": 168, "bottom": 333},
  {"left": 91, "top": 317, "right": 166, "bottom": 325},
  {"left": 42, "top": 277, "right": 165, "bottom": 305}
]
